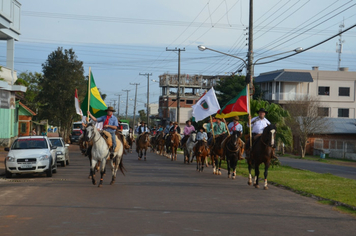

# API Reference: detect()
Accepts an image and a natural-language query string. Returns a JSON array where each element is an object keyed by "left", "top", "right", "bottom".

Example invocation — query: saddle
[{"left": 100, "top": 130, "right": 121, "bottom": 152}]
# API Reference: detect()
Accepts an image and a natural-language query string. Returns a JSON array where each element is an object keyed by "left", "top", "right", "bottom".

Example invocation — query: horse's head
[
  {"left": 84, "top": 122, "right": 96, "bottom": 142},
  {"left": 190, "top": 131, "right": 197, "bottom": 142},
  {"left": 262, "top": 124, "right": 277, "bottom": 147},
  {"left": 230, "top": 130, "right": 241, "bottom": 145},
  {"left": 144, "top": 132, "right": 149, "bottom": 142}
]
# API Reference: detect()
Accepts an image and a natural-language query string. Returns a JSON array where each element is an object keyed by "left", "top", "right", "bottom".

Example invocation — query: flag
[
  {"left": 215, "top": 86, "right": 249, "bottom": 118},
  {"left": 80, "top": 71, "right": 107, "bottom": 118},
  {"left": 192, "top": 87, "right": 220, "bottom": 122},
  {"left": 74, "top": 89, "right": 83, "bottom": 116}
]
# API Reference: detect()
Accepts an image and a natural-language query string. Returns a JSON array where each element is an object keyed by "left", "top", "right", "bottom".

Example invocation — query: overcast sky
[{"left": 1, "top": 0, "right": 356, "bottom": 115}]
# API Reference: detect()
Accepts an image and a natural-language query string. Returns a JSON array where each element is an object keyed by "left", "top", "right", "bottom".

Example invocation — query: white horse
[
  {"left": 84, "top": 122, "right": 125, "bottom": 187},
  {"left": 184, "top": 131, "right": 197, "bottom": 164}
]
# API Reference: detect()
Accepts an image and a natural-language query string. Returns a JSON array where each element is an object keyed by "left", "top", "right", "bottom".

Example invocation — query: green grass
[
  {"left": 281, "top": 153, "right": 356, "bottom": 166},
  {"left": 218, "top": 160, "right": 356, "bottom": 209}
]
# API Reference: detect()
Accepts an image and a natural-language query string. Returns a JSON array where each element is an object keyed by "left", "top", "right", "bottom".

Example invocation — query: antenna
[{"left": 336, "top": 19, "right": 345, "bottom": 71}]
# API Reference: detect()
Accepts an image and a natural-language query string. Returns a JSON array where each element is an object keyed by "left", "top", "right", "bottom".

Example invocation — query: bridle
[
  {"left": 86, "top": 127, "right": 101, "bottom": 144},
  {"left": 226, "top": 135, "right": 239, "bottom": 153}
]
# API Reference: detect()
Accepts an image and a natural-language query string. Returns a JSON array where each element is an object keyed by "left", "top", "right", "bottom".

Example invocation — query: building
[
  {"left": 0, "top": 0, "right": 27, "bottom": 146},
  {"left": 18, "top": 102, "right": 36, "bottom": 136},
  {"left": 254, "top": 67, "right": 356, "bottom": 118},
  {"left": 158, "top": 73, "right": 227, "bottom": 126}
]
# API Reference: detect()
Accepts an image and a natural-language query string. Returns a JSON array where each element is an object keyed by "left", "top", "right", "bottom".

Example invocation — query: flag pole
[
  {"left": 248, "top": 84, "right": 252, "bottom": 148},
  {"left": 87, "top": 67, "right": 91, "bottom": 122},
  {"left": 223, "top": 118, "right": 230, "bottom": 136},
  {"left": 210, "top": 115, "right": 215, "bottom": 143}
]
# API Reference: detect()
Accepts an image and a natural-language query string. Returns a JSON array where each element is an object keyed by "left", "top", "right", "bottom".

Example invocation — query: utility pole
[
  {"left": 115, "top": 93, "right": 121, "bottom": 116},
  {"left": 139, "top": 73, "right": 152, "bottom": 126},
  {"left": 166, "top": 47, "right": 185, "bottom": 125},
  {"left": 130, "top": 83, "right": 140, "bottom": 130},
  {"left": 122, "top": 89, "right": 130, "bottom": 119},
  {"left": 336, "top": 19, "right": 345, "bottom": 71},
  {"left": 111, "top": 99, "right": 117, "bottom": 115},
  {"left": 246, "top": 0, "right": 254, "bottom": 99}
]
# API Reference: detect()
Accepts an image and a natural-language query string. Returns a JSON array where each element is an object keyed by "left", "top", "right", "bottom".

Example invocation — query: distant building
[
  {"left": 0, "top": 0, "right": 27, "bottom": 146},
  {"left": 157, "top": 73, "right": 228, "bottom": 126},
  {"left": 255, "top": 67, "right": 356, "bottom": 119}
]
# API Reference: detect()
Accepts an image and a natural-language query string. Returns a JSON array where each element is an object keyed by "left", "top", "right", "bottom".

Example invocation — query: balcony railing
[{"left": 263, "top": 92, "right": 309, "bottom": 101}]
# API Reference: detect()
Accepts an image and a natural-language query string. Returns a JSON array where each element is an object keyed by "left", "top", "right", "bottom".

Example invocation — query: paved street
[
  {"left": 0, "top": 145, "right": 355, "bottom": 236},
  {"left": 279, "top": 157, "right": 356, "bottom": 180}
]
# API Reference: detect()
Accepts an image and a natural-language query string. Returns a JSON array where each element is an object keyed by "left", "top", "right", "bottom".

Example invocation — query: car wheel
[
  {"left": 66, "top": 158, "right": 70, "bottom": 166},
  {"left": 46, "top": 162, "right": 53, "bottom": 177},
  {"left": 5, "top": 169, "right": 12, "bottom": 178},
  {"left": 61, "top": 160, "right": 66, "bottom": 167},
  {"left": 53, "top": 162, "right": 57, "bottom": 174}
]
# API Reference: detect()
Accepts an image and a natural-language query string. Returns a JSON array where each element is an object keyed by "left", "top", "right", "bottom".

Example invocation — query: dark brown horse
[
  {"left": 224, "top": 131, "right": 244, "bottom": 179},
  {"left": 209, "top": 133, "right": 228, "bottom": 175},
  {"left": 247, "top": 124, "right": 276, "bottom": 190},
  {"left": 126, "top": 132, "right": 134, "bottom": 153},
  {"left": 136, "top": 132, "right": 150, "bottom": 161},
  {"left": 156, "top": 133, "right": 166, "bottom": 156},
  {"left": 170, "top": 133, "right": 180, "bottom": 161},
  {"left": 193, "top": 140, "right": 209, "bottom": 172}
]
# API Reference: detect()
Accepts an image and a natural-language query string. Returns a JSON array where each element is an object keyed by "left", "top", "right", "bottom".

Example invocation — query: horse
[
  {"left": 155, "top": 132, "right": 165, "bottom": 155},
  {"left": 224, "top": 131, "right": 244, "bottom": 179},
  {"left": 193, "top": 140, "right": 209, "bottom": 172},
  {"left": 150, "top": 135, "right": 157, "bottom": 152},
  {"left": 164, "top": 134, "right": 172, "bottom": 158},
  {"left": 126, "top": 132, "right": 134, "bottom": 153},
  {"left": 136, "top": 132, "right": 150, "bottom": 160},
  {"left": 170, "top": 133, "right": 180, "bottom": 161},
  {"left": 184, "top": 131, "right": 197, "bottom": 164},
  {"left": 84, "top": 123, "right": 125, "bottom": 187},
  {"left": 209, "top": 133, "right": 228, "bottom": 175},
  {"left": 247, "top": 124, "right": 276, "bottom": 190}
]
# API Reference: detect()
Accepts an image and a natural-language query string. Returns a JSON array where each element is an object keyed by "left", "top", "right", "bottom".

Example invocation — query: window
[
  {"left": 338, "top": 108, "right": 349, "bottom": 118},
  {"left": 172, "top": 99, "right": 176, "bottom": 102},
  {"left": 318, "top": 107, "right": 329, "bottom": 117},
  {"left": 339, "top": 87, "right": 350, "bottom": 96},
  {"left": 186, "top": 100, "right": 194, "bottom": 104},
  {"left": 318, "top": 86, "right": 330, "bottom": 96},
  {"left": 20, "top": 123, "right": 26, "bottom": 133}
]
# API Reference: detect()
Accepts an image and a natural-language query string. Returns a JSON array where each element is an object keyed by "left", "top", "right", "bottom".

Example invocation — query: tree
[
  {"left": 138, "top": 109, "right": 147, "bottom": 123},
  {"left": 284, "top": 97, "right": 329, "bottom": 158},
  {"left": 15, "top": 72, "right": 44, "bottom": 113},
  {"left": 37, "top": 47, "right": 87, "bottom": 140}
]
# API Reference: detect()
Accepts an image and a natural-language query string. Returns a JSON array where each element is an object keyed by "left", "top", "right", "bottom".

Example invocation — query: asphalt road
[
  {"left": 0, "top": 145, "right": 355, "bottom": 236},
  {"left": 279, "top": 157, "right": 356, "bottom": 180}
]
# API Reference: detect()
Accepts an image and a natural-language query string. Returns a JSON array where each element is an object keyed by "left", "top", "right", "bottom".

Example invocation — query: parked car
[
  {"left": 70, "top": 130, "right": 82, "bottom": 144},
  {"left": 121, "top": 123, "right": 129, "bottom": 136},
  {"left": 49, "top": 137, "right": 70, "bottom": 167},
  {"left": 4, "top": 136, "right": 58, "bottom": 178}
]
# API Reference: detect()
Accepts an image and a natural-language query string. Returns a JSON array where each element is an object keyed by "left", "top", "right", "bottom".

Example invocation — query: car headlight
[
  {"left": 6, "top": 156, "right": 15, "bottom": 162},
  {"left": 39, "top": 155, "right": 50, "bottom": 161},
  {"left": 56, "top": 151, "right": 63, "bottom": 155}
]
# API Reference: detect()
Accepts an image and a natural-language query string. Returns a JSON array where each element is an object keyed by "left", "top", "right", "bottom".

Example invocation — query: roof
[
  {"left": 254, "top": 70, "right": 313, "bottom": 83},
  {"left": 19, "top": 102, "right": 36, "bottom": 116},
  {"left": 321, "top": 118, "right": 356, "bottom": 135}
]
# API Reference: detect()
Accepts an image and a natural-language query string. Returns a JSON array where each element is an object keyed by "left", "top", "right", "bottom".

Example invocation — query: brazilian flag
[{"left": 81, "top": 71, "right": 107, "bottom": 118}]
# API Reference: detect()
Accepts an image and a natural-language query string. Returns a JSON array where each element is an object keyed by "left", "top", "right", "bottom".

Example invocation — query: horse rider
[
  {"left": 221, "top": 116, "right": 243, "bottom": 148},
  {"left": 164, "top": 121, "right": 173, "bottom": 139},
  {"left": 205, "top": 117, "right": 227, "bottom": 146},
  {"left": 169, "top": 122, "right": 182, "bottom": 142},
  {"left": 88, "top": 106, "right": 118, "bottom": 156},
  {"left": 181, "top": 120, "right": 195, "bottom": 147},
  {"left": 137, "top": 121, "right": 149, "bottom": 136}
]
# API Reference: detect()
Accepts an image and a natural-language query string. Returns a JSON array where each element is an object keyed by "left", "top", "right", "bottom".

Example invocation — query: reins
[{"left": 226, "top": 137, "right": 239, "bottom": 153}]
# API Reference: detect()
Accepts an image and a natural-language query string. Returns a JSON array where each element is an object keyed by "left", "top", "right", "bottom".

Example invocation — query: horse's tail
[{"left": 119, "top": 159, "right": 126, "bottom": 176}]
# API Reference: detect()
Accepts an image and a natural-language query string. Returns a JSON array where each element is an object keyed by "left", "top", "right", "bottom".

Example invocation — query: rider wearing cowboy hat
[
  {"left": 249, "top": 108, "right": 270, "bottom": 139},
  {"left": 88, "top": 106, "right": 118, "bottom": 155}
]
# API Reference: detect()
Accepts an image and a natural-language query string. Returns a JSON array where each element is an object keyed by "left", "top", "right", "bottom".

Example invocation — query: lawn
[{"left": 218, "top": 160, "right": 356, "bottom": 209}]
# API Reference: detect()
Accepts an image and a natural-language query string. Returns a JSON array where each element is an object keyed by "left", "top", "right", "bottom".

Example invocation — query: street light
[{"left": 151, "top": 79, "right": 159, "bottom": 83}]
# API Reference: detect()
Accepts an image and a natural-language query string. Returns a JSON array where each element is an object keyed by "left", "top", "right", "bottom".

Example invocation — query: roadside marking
[{"left": 0, "top": 178, "right": 68, "bottom": 182}]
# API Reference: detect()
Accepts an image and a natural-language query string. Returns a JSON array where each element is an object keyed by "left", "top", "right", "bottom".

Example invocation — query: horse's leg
[
  {"left": 227, "top": 157, "right": 231, "bottom": 178},
  {"left": 254, "top": 164, "right": 260, "bottom": 188},
  {"left": 201, "top": 156, "right": 205, "bottom": 172},
  {"left": 88, "top": 156, "right": 92, "bottom": 179},
  {"left": 144, "top": 148, "right": 147, "bottom": 161},
  {"left": 90, "top": 159, "right": 97, "bottom": 185},
  {"left": 98, "top": 158, "right": 106, "bottom": 187},
  {"left": 232, "top": 156, "right": 237, "bottom": 180},
  {"left": 171, "top": 147, "right": 174, "bottom": 161},
  {"left": 247, "top": 160, "right": 252, "bottom": 185},
  {"left": 110, "top": 156, "right": 118, "bottom": 185},
  {"left": 264, "top": 162, "right": 270, "bottom": 190},
  {"left": 213, "top": 156, "right": 217, "bottom": 175},
  {"left": 218, "top": 158, "right": 222, "bottom": 175}
]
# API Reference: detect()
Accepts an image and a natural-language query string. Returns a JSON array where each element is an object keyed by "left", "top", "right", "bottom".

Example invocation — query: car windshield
[
  {"left": 12, "top": 138, "right": 48, "bottom": 149},
  {"left": 49, "top": 139, "right": 63, "bottom": 147},
  {"left": 121, "top": 124, "right": 129, "bottom": 130}
]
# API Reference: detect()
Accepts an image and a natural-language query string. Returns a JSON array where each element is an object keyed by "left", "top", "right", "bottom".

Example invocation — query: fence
[{"left": 314, "top": 138, "right": 356, "bottom": 160}]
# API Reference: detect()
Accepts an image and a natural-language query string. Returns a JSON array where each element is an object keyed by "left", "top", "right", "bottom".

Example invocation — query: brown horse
[
  {"left": 155, "top": 132, "right": 165, "bottom": 155},
  {"left": 193, "top": 140, "right": 209, "bottom": 172},
  {"left": 209, "top": 133, "right": 228, "bottom": 175},
  {"left": 247, "top": 124, "right": 276, "bottom": 190},
  {"left": 170, "top": 133, "right": 180, "bottom": 161},
  {"left": 126, "top": 132, "right": 134, "bottom": 153},
  {"left": 224, "top": 131, "right": 244, "bottom": 179},
  {"left": 136, "top": 132, "right": 150, "bottom": 161}
]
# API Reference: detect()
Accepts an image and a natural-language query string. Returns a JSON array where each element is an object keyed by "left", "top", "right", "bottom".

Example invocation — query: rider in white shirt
[{"left": 250, "top": 108, "right": 270, "bottom": 137}]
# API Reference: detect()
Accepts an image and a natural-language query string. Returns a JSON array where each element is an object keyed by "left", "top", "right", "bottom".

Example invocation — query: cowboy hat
[
  {"left": 198, "top": 126, "right": 206, "bottom": 132},
  {"left": 233, "top": 116, "right": 239, "bottom": 121},
  {"left": 257, "top": 108, "right": 268, "bottom": 114},
  {"left": 105, "top": 106, "right": 116, "bottom": 112},
  {"left": 173, "top": 122, "right": 178, "bottom": 125}
]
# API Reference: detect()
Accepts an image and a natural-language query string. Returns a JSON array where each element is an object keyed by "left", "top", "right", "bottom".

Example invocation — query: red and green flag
[
  {"left": 215, "top": 86, "right": 249, "bottom": 118},
  {"left": 80, "top": 70, "right": 107, "bottom": 118}
]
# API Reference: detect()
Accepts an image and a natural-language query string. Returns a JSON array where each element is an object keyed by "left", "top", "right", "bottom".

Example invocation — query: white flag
[
  {"left": 192, "top": 87, "right": 220, "bottom": 122},
  {"left": 75, "top": 89, "right": 83, "bottom": 116}
]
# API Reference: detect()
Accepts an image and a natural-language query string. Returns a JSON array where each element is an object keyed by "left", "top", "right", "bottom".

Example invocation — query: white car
[
  {"left": 49, "top": 137, "right": 70, "bottom": 167},
  {"left": 121, "top": 123, "right": 129, "bottom": 136},
  {"left": 4, "top": 136, "right": 58, "bottom": 178}
]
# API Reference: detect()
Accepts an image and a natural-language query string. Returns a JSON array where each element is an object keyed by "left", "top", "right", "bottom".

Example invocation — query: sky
[{"left": 1, "top": 0, "right": 356, "bottom": 116}]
